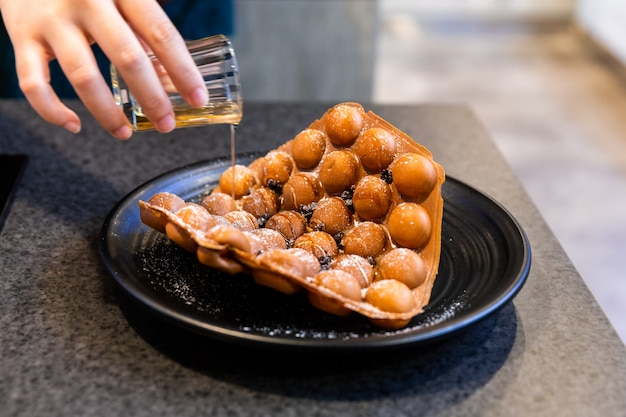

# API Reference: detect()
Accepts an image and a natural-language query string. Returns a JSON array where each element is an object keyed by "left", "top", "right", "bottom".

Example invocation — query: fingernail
[
  {"left": 113, "top": 125, "right": 133, "bottom": 140},
  {"left": 63, "top": 121, "right": 81, "bottom": 134},
  {"left": 189, "top": 87, "right": 208, "bottom": 108},
  {"left": 157, "top": 114, "right": 176, "bottom": 132}
]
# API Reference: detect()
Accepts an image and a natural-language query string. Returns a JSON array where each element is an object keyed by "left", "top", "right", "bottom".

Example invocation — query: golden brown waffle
[{"left": 139, "top": 103, "right": 445, "bottom": 328}]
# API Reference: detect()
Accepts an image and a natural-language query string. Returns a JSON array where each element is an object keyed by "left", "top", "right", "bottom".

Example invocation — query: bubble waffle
[{"left": 139, "top": 102, "right": 445, "bottom": 328}]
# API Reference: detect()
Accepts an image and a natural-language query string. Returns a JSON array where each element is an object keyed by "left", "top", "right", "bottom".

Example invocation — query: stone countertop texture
[{"left": 1, "top": 101, "right": 625, "bottom": 417}]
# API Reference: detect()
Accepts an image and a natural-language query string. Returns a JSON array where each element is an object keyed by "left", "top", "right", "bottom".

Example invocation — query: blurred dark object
[{"left": 0, "top": 154, "right": 27, "bottom": 232}]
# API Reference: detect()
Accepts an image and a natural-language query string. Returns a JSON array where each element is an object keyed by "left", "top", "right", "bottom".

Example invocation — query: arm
[{"left": 0, "top": 0, "right": 207, "bottom": 139}]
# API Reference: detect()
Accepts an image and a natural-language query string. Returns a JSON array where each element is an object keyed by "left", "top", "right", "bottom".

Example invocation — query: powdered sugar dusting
[{"left": 136, "top": 234, "right": 470, "bottom": 344}]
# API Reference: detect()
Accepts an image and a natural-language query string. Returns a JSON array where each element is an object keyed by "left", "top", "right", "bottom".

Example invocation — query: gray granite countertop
[{"left": 1, "top": 100, "right": 625, "bottom": 417}]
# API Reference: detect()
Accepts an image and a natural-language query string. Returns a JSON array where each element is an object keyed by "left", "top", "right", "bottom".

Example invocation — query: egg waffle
[{"left": 139, "top": 103, "right": 445, "bottom": 328}]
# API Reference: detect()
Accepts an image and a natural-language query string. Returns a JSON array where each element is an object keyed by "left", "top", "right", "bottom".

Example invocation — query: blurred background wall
[
  {"left": 231, "top": 0, "right": 377, "bottom": 102},
  {"left": 232, "top": 0, "right": 626, "bottom": 102},
  {"left": 381, "top": 0, "right": 576, "bottom": 20},
  {"left": 577, "top": 0, "right": 626, "bottom": 65}
]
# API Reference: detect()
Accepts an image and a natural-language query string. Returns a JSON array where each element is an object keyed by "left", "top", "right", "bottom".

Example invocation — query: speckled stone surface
[{"left": 1, "top": 101, "right": 625, "bottom": 417}]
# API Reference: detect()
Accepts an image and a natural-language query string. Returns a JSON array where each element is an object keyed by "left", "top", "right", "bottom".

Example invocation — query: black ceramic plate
[{"left": 100, "top": 153, "right": 531, "bottom": 351}]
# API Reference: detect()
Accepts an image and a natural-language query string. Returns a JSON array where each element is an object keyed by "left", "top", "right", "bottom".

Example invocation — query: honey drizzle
[{"left": 230, "top": 124, "right": 237, "bottom": 200}]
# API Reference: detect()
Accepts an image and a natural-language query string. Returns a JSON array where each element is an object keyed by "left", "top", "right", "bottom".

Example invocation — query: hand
[{"left": 0, "top": 0, "right": 208, "bottom": 139}]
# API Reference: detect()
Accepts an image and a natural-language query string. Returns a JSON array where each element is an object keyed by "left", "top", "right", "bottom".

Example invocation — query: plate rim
[{"left": 100, "top": 155, "right": 531, "bottom": 351}]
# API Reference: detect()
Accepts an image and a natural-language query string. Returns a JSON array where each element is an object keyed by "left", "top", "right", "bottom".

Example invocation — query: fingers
[
  {"left": 3, "top": 0, "right": 206, "bottom": 138},
  {"left": 14, "top": 41, "right": 83, "bottom": 135},
  {"left": 82, "top": 1, "right": 180, "bottom": 133},
  {"left": 48, "top": 25, "right": 134, "bottom": 139},
  {"left": 7, "top": 5, "right": 134, "bottom": 139},
  {"left": 116, "top": 0, "right": 208, "bottom": 107},
  {"left": 2, "top": 0, "right": 127, "bottom": 138}
]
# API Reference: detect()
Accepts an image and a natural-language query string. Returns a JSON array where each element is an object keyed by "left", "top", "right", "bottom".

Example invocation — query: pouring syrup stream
[{"left": 230, "top": 124, "right": 237, "bottom": 200}]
